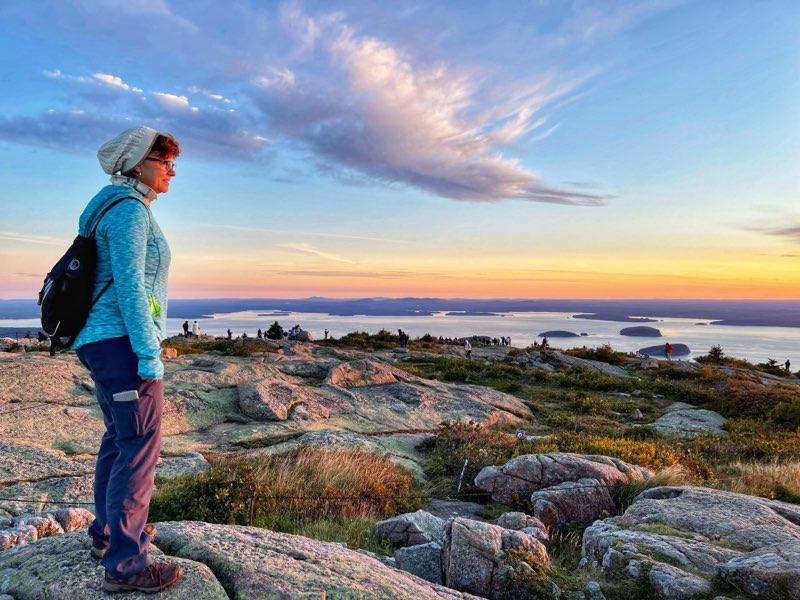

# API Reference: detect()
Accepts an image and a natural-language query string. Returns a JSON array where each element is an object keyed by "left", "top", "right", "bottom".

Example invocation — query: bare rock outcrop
[
  {"left": 0, "top": 528, "right": 227, "bottom": 599},
  {"left": 154, "top": 520, "right": 478, "bottom": 599},
  {"left": 376, "top": 510, "right": 447, "bottom": 546},
  {"left": 474, "top": 452, "right": 651, "bottom": 514},
  {"left": 651, "top": 402, "right": 726, "bottom": 438},
  {"left": 237, "top": 377, "right": 330, "bottom": 421},
  {"left": 511, "top": 350, "right": 629, "bottom": 378},
  {"left": 0, "top": 508, "right": 93, "bottom": 551},
  {"left": 531, "top": 478, "right": 617, "bottom": 532},
  {"left": 325, "top": 358, "right": 414, "bottom": 387},
  {"left": 494, "top": 512, "right": 549, "bottom": 543},
  {"left": 442, "top": 517, "right": 549, "bottom": 598},
  {"left": 582, "top": 485, "right": 800, "bottom": 599}
]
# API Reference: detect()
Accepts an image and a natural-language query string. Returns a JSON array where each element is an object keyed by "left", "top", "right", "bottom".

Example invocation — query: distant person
[
  {"left": 182, "top": 321, "right": 189, "bottom": 337},
  {"left": 541, "top": 336, "right": 549, "bottom": 350},
  {"left": 324, "top": 329, "right": 329, "bottom": 340},
  {"left": 242, "top": 332, "right": 248, "bottom": 339},
  {"left": 257, "top": 328, "right": 262, "bottom": 339},
  {"left": 398, "top": 329, "right": 408, "bottom": 349},
  {"left": 192, "top": 320, "right": 200, "bottom": 337},
  {"left": 227, "top": 329, "right": 232, "bottom": 340},
  {"left": 464, "top": 338, "right": 472, "bottom": 359},
  {"left": 665, "top": 342, "right": 673, "bottom": 361},
  {"left": 786, "top": 359, "right": 792, "bottom": 373}
]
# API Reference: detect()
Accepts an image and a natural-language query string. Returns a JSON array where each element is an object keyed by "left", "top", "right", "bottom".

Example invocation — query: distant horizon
[{"left": 3, "top": 297, "right": 798, "bottom": 328}]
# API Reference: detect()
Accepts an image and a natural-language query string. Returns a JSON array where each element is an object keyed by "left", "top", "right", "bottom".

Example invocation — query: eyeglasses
[{"left": 145, "top": 156, "right": 176, "bottom": 171}]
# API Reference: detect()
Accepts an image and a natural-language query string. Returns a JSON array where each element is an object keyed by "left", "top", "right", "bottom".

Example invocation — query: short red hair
[{"left": 151, "top": 133, "right": 180, "bottom": 158}]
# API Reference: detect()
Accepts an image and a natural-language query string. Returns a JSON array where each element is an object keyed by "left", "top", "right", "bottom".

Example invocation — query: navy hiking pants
[{"left": 76, "top": 336, "right": 162, "bottom": 577}]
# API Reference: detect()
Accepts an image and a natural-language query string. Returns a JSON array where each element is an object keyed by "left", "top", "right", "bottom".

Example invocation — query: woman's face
[{"left": 137, "top": 153, "right": 176, "bottom": 194}]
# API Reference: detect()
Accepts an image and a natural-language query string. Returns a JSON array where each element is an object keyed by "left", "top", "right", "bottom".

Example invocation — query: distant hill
[{"left": 1, "top": 298, "right": 798, "bottom": 327}]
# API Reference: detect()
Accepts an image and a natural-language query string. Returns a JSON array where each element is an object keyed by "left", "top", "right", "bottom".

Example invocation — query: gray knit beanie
[{"left": 97, "top": 126, "right": 159, "bottom": 175}]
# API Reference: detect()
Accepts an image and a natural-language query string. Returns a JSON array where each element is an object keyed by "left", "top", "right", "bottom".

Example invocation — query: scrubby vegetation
[
  {"left": 408, "top": 352, "right": 800, "bottom": 498},
  {"left": 316, "top": 329, "right": 449, "bottom": 352},
  {"left": 150, "top": 448, "right": 425, "bottom": 553},
  {"left": 563, "top": 343, "right": 628, "bottom": 365},
  {"left": 162, "top": 336, "right": 279, "bottom": 356}
]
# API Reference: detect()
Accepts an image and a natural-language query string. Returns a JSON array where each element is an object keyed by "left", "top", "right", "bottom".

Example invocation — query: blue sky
[{"left": 0, "top": 0, "right": 798, "bottom": 298}]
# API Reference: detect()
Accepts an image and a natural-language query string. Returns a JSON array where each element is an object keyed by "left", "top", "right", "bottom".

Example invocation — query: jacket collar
[{"left": 110, "top": 175, "right": 157, "bottom": 203}]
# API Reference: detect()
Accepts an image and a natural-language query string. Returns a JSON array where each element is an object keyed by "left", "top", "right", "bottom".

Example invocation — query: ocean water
[{"left": 2, "top": 310, "right": 797, "bottom": 364}]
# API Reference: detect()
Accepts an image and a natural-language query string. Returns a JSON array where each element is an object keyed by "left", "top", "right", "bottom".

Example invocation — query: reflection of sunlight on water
[{"left": 1, "top": 312, "right": 797, "bottom": 364}]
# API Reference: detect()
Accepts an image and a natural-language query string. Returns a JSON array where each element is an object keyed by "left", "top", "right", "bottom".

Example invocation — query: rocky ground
[{"left": 1, "top": 337, "right": 798, "bottom": 598}]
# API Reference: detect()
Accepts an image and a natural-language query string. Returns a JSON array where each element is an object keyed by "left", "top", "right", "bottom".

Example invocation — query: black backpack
[{"left": 38, "top": 194, "right": 138, "bottom": 355}]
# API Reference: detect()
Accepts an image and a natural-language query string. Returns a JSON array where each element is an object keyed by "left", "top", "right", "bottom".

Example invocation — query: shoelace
[{"left": 145, "top": 563, "right": 164, "bottom": 590}]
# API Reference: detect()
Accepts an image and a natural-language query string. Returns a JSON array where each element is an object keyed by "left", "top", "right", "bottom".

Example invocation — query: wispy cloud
[
  {"left": 278, "top": 269, "right": 410, "bottom": 279},
  {"left": 742, "top": 209, "right": 800, "bottom": 243},
  {"left": 194, "top": 222, "right": 410, "bottom": 244},
  {"left": 0, "top": 231, "right": 66, "bottom": 246},
  {"left": 277, "top": 242, "right": 356, "bottom": 264},
  {"left": 250, "top": 3, "right": 604, "bottom": 205},
  {"left": 188, "top": 85, "right": 232, "bottom": 103}
]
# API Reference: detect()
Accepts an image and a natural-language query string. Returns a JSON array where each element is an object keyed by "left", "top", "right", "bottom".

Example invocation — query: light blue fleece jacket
[{"left": 72, "top": 184, "right": 171, "bottom": 379}]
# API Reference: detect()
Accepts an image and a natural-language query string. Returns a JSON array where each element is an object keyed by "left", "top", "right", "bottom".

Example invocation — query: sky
[{"left": 0, "top": 0, "right": 798, "bottom": 300}]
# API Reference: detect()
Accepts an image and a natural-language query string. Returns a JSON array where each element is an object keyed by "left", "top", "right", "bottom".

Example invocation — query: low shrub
[
  {"left": 162, "top": 337, "right": 278, "bottom": 356},
  {"left": 150, "top": 448, "right": 424, "bottom": 552},
  {"left": 555, "top": 369, "right": 638, "bottom": 393},
  {"left": 772, "top": 398, "right": 800, "bottom": 429},
  {"left": 563, "top": 344, "right": 628, "bottom": 366},
  {"left": 712, "top": 379, "right": 800, "bottom": 427},
  {"left": 320, "top": 330, "right": 397, "bottom": 350},
  {"left": 691, "top": 423, "right": 800, "bottom": 463},
  {"left": 551, "top": 432, "right": 701, "bottom": 475}
]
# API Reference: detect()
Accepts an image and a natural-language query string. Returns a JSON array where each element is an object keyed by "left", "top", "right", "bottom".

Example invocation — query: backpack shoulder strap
[{"left": 86, "top": 193, "right": 148, "bottom": 238}]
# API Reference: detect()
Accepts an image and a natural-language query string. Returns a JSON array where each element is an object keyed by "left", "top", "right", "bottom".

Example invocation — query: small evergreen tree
[
  {"left": 707, "top": 345, "right": 724, "bottom": 363},
  {"left": 266, "top": 321, "right": 284, "bottom": 340}
]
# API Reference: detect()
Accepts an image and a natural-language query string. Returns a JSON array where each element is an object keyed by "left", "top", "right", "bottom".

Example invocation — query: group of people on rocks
[{"left": 181, "top": 320, "right": 202, "bottom": 337}]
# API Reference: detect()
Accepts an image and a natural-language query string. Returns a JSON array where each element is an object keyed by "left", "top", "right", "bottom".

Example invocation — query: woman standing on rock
[{"left": 72, "top": 126, "right": 183, "bottom": 593}]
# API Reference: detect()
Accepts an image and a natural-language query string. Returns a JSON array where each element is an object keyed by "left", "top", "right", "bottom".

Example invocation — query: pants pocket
[
  {"left": 110, "top": 389, "right": 142, "bottom": 440},
  {"left": 110, "top": 380, "right": 163, "bottom": 440}
]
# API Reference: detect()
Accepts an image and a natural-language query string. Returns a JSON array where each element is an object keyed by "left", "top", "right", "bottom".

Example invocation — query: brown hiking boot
[
  {"left": 91, "top": 524, "right": 157, "bottom": 559},
  {"left": 103, "top": 560, "right": 184, "bottom": 594}
]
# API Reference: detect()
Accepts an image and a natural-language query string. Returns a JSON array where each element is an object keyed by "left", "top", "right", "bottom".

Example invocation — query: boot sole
[
  {"left": 103, "top": 581, "right": 164, "bottom": 593},
  {"left": 103, "top": 578, "right": 181, "bottom": 594}
]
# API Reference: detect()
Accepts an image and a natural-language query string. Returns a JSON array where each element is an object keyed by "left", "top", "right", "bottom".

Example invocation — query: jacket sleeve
[{"left": 99, "top": 200, "right": 164, "bottom": 379}]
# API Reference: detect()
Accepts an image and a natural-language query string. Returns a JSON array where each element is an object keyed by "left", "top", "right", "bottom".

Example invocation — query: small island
[
  {"left": 639, "top": 343, "right": 691, "bottom": 357},
  {"left": 538, "top": 330, "right": 581, "bottom": 338},
  {"left": 620, "top": 326, "right": 662, "bottom": 337},
  {"left": 444, "top": 311, "right": 499, "bottom": 316}
]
